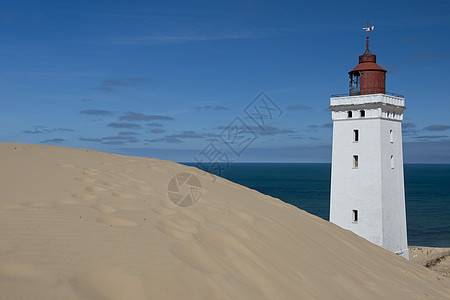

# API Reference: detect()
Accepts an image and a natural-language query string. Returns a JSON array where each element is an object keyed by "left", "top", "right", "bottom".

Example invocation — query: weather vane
[{"left": 362, "top": 19, "right": 374, "bottom": 54}]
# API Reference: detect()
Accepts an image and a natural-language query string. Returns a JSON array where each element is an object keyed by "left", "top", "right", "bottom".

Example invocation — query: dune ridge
[{"left": 0, "top": 142, "right": 449, "bottom": 299}]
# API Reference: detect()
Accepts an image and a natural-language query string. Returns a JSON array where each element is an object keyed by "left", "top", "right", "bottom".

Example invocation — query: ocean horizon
[{"left": 183, "top": 162, "right": 450, "bottom": 248}]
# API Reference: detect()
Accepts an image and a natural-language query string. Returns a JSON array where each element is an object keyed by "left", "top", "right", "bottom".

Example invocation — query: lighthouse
[{"left": 329, "top": 25, "right": 409, "bottom": 259}]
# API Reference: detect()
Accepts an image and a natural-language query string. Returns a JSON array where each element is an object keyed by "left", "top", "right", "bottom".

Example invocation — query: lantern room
[
  {"left": 349, "top": 53, "right": 386, "bottom": 95},
  {"left": 349, "top": 25, "right": 386, "bottom": 96}
]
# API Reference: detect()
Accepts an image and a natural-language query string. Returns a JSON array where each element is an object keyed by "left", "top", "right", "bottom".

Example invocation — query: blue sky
[{"left": 1, "top": 0, "right": 449, "bottom": 163}]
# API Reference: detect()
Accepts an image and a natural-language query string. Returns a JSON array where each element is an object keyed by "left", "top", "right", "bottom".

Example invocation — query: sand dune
[
  {"left": 0, "top": 142, "right": 449, "bottom": 299},
  {"left": 410, "top": 247, "right": 450, "bottom": 278}
]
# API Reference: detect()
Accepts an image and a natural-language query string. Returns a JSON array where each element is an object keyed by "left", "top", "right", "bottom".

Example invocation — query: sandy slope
[
  {"left": 410, "top": 247, "right": 450, "bottom": 278},
  {"left": 0, "top": 142, "right": 449, "bottom": 300}
]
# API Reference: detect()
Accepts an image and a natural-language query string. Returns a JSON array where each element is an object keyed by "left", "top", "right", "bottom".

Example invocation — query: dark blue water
[{"left": 183, "top": 163, "right": 450, "bottom": 247}]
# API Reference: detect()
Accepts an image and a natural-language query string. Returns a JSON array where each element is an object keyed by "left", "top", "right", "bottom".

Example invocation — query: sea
[{"left": 183, "top": 163, "right": 450, "bottom": 248}]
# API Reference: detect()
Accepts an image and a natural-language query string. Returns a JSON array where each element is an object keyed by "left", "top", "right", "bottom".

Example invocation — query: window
[
  {"left": 360, "top": 110, "right": 366, "bottom": 117},
  {"left": 353, "top": 129, "right": 359, "bottom": 142},
  {"left": 352, "top": 210, "right": 358, "bottom": 222},
  {"left": 349, "top": 73, "right": 360, "bottom": 96},
  {"left": 347, "top": 111, "right": 353, "bottom": 118},
  {"left": 391, "top": 155, "right": 394, "bottom": 169},
  {"left": 390, "top": 130, "right": 394, "bottom": 143},
  {"left": 353, "top": 155, "right": 359, "bottom": 168},
  {"left": 350, "top": 74, "right": 360, "bottom": 88}
]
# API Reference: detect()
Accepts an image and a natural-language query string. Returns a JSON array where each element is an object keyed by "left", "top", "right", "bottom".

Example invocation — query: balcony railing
[{"left": 330, "top": 91, "right": 404, "bottom": 98}]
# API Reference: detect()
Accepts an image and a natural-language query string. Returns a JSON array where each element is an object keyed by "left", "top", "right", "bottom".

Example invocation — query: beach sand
[
  {"left": 410, "top": 247, "right": 450, "bottom": 278},
  {"left": 1, "top": 142, "right": 449, "bottom": 299}
]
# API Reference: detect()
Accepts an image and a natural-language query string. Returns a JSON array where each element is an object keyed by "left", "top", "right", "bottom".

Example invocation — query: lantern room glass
[{"left": 349, "top": 73, "right": 360, "bottom": 95}]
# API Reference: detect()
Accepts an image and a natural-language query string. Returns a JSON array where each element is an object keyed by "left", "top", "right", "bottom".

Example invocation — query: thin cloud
[
  {"left": 80, "top": 109, "right": 112, "bottom": 115},
  {"left": 40, "top": 138, "right": 65, "bottom": 143},
  {"left": 217, "top": 124, "right": 294, "bottom": 136},
  {"left": 402, "top": 122, "right": 418, "bottom": 136},
  {"left": 95, "top": 77, "right": 148, "bottom": 92},
  {"left": 107, "top": 122, "right": 142, "bottom": 129},
  {"left": 151, "top": 128, "right": 166, "bottom": 133},
  {"left": 23, "top": 127, "right": 74, "bottom": 134},
  {"left": 119, "top": 112, "right": 174, "bottom": 121},
  {"left": 102, "top": 135, "right": 137, "bottom": 141},
  {"left": 145, "top": 137, "right": 183, "bottom": 144},
  {"left": 118, "top": 131, "right": 139, "bottom": 136},
  {"left": 291, "top": 135, "right": 321, "bottom": 141},
  {"left": 205, "top": 132, "right": 219, "bottom": 137},
  {"left": 23, "top": 129, "right": 44, "bottom": 134},
  {"left": 54, "top": 128, "right": 75, "bottom": 132},
  {"left": 423, "top": 125, "right": 450, "bottom": 132},
  {"left": 414, "top": 135, "right": 448, "bottom": 139},
  {"left": 79, "top": 137, "right": 102, "bottom": 142},
  {"left": 80, "top": 132, "right": 139, "bottom": 144},
  {"left": 255, "top": 126, "right": 295, "bottom": 136},
  {"left": 146, "top": 122, "right": 164, "bottom": 127},
  {"left": 101, "top": 140, "right": 127, "bottom": 145},
  {"left": 403, "top": 122, "right": 416, "bottom": 128},
  {"left": 167, "top": 131, "right": 203, "bottom": 138},
  {"left": 308, "top": 123, "right": 332, "bottom": 132},
  {"left": 145, "top": 130, "right": 205, "bottom": 144},
  {"left": 196, "top": 105, "right": 228, "bottom": 111}
]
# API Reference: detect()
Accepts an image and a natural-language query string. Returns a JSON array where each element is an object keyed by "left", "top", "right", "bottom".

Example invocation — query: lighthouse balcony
[
  {"left": 330, "top": 93, "right": 405, "bottom": 108},
  {"left": 329, "top": 93, "right": 405, "bottom": 121}
]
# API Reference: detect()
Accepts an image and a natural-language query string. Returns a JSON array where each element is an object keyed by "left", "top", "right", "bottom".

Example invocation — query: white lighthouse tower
[{"left": 329, "top": 25, "right": 409, "bottom": 259}]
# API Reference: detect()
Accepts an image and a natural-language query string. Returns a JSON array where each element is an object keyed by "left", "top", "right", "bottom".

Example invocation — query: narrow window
[
  {"left": 391, "top": 155, "right": 394, "bottom": 169},
  {"left": 352, "top": 210, "right": 358, "bottom": 222},
  {"left": 353, "top": 155, "right": 359, "bottom": 168},
  {"left": 360, "top": 110, "right": 365, "bottom": 117},
  {"left": 347, "top": 111, "right": 352, "bottom": 118},
  {"left": 353, "top": 129, "right": 359, "bottom": 142},
  {"left": 390, "top": 130, "right": 394, "bottom": 143}
]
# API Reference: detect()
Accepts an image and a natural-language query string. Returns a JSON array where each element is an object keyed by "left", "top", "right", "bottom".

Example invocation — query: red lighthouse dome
[{"left": 349, "top": 26, "right": 386, "bottom": 96}]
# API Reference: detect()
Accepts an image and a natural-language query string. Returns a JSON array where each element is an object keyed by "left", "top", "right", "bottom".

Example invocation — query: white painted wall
[{"left": 329, "top": 94, "right": 409, "bottom": 259}]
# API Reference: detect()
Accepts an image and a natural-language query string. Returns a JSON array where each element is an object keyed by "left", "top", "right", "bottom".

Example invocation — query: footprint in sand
[
  {"left": 23, "top": 201, "right": 53, "bottom": 208},
  {"left": 56, "top": 162, "right": 76, "bottom": 168},
  {"left": 229, "top": 209, "right": 254, "bottom": 223},
  {"left": 85, "top": 186, "right": 107, "bottom": 192},
  {"left": 72, "top": 192, "right": 97, "bottom": 201},
  {"left": 226, "top": 227, "right": 252, "bottom": 240},
  {"left": 117, "top": 172, "right": 133, "bottom": 179},
  {"left": 129, "top": 178, "right": 146, "bottom": 185},
  {"left": 170, "top": 241, "right": 223, "bottom": 274},
  {"left": 132, "top": 184, "right": 153, "bottom": 195},
  {"left": 156, "top": 215, "right": 198, "bottom": 240},
  {"left": 54, "top": 199, "right": 78, "bottom": 205},
  {"left": 194, "top": 229, "right": 254, "bottom": 258},
  {"left": 115, "top": 205, "right": 136, "bottom": 211},
  {"left": 111, "top": 191, "right": 137, "bottom": 200},
  {"left": 97, "top": 180, "right": 116, "bottom": 187},
  {"left": 150, "top": 166, "right": 167, "bottom": 173},
  {"left": 75, "top": 176, "right": 97, "bottom": 184},
  {"left": 151, "top": 200, "right": 179, "bottom": 216},
  {"left": 97, "top": 216, "right": 138, "bottom": 227},
  {"left": 92, "top": 203, "right": 117, "bottom": 214},
  {"left": 83, "top": 168, "right": 100, "bottom": 176},
  {"left": 152, "top": 206, "right": 177, "bottom": 216}
]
